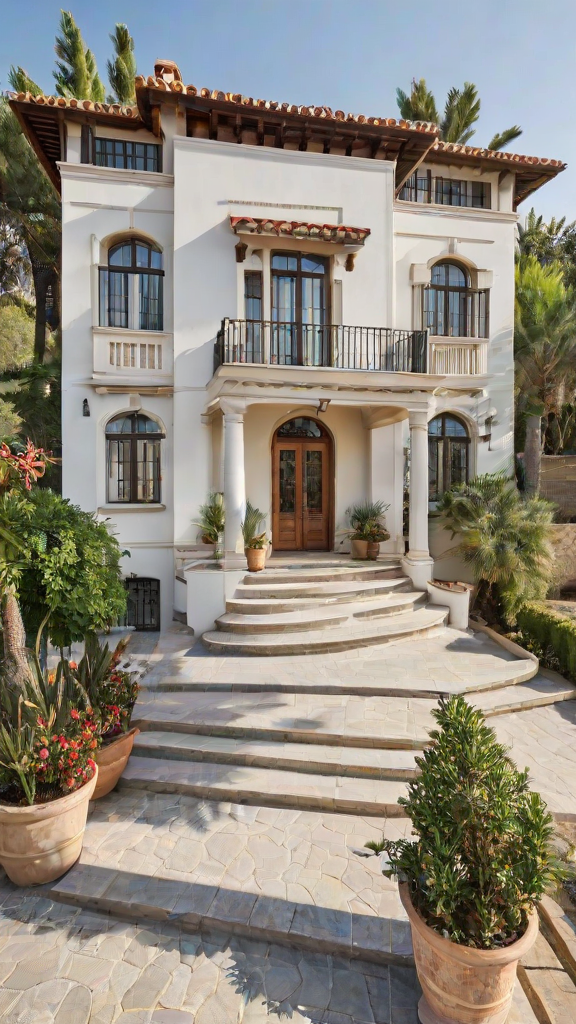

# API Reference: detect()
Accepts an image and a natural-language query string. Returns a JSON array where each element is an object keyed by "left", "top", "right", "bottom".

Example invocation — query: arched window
[
  {"left": 428, "top": 413, "right": 470, "bottom": 500},
  {"left": 424, "top": 261, "right": 488, "bottom": 339},
  {"left": 99, "top": 239, "right": 163, "bottom": 331},
  {"left": 106, "top": 413, "right": 164, "bottom": 503}
]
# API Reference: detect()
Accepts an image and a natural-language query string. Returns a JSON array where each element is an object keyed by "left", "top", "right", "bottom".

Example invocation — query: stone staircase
[{"left": 43, "top": 559, "right": 576, "bottom": 978}]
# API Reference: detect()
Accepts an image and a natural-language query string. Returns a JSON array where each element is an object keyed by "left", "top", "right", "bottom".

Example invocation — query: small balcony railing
[{"left": 214, "top": 319, "right": 428, "bottom": 373}]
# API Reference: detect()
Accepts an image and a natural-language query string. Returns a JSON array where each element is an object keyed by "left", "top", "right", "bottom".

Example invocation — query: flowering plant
[
  {"left": 0, "top": 440, "right": 53, "bottom": 493},
  {"left": 68, "top": 634, "right": 139, "bottom": 744},
  {"left": 0, "top": 654, "right": 99, "bottom": 805}
]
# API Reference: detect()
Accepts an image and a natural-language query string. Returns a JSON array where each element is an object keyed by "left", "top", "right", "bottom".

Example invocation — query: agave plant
[
  {"left": 346, "top": 500, "right": 390, "bottom": 540},
  {"left": 241, "top": 501, "right": 266, "bottom": 547},
  {"left": 192, "top": 493, "right": 225, "bottom": 544}
]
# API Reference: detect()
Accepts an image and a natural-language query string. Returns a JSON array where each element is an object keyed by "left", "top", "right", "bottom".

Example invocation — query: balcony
[
  {"left": 93, "top": 328, "right": 172, "bottom": 378},
  {"left": 214, "top": 320, "right": 428, "bottom": 373},
  {"left": 428, "top": 338, "right": 488, "bottom": 375}
]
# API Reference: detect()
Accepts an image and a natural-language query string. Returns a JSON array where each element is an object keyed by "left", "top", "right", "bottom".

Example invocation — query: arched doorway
[{"left": 272, "top": 417, "right": 333, "bottom": 551}]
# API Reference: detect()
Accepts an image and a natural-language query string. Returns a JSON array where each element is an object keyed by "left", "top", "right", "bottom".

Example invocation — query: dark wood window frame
[
  {"left": 400, "top": 171, "right": 491, "bottom": 209},
  {"left": 81, "top": 126, "right": 162, "bottom": 172},
  {"left": 428, "top": 413, "right": 470, "bottom": 501},
  {"left": 99, "top": 239, "right": 164, "bottom": 331},
  {"left": 270, "top": 251, "right": 331, "bottom": 365},
  {"left": 424, "top": 260, "right": 489, "bottom": 339},
  {"left": 106, "top": 413, "right": 165, "bottom": 504}
]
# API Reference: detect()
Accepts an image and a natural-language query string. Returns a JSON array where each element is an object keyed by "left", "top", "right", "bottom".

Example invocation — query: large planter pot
[
  {"left": 0, "top": 767, "right": 98, "bottom": 886},
  {"left": 367, "top": 541, "right": 380, "bottom": 560},
  {"left": 94, "top": 726, "right": 139, "bottom": 800},
  {"left": 399, "top": 883, "right": 538, "bottom": 1024},
  {"left": 246, "top": 547, "right": 267, "bottom": 572},
  {"left": 351, "top": 539, "right": 368, "bottom": 559},
  {"left": 427, "top": 580, "right": 473, "bottom": 630}
]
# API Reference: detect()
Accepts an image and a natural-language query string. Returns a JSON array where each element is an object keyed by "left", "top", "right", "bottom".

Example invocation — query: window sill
[
  {"left": 93, "top": 326, "right": 170, "bottom": 338},
  {"left": 98, "top": 504, "right": 166, "bottom": 514},
  {"left": 428, "top": 336, "right": 489, "bottom": 344}
]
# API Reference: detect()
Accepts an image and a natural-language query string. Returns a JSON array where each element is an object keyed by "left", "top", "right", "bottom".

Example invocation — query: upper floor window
[
  {"left": 99, "top": 240, "right": 164, "bottom": 332},
  {"left": 400, "top": 171, "right": 491, "bottom": 209},
  {"left": 106, "top": 412, "right": 164, "bottom": 503},
  {"left": 81, "top": 126, "right": 162, "bottom": 172},
  {"left": 428, "top": 413, "right": 470, "bottom": 500},
  {"left": 424, "top": 261, "right": 488, "bottom": 338}
]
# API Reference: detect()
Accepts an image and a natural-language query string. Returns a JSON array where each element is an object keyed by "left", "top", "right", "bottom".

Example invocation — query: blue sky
[{"left": 1, "top": 0, "right": 573, "bottom": 221}]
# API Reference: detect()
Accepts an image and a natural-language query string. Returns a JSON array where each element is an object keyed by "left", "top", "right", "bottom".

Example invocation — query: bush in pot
[
  {"left": 192, "top": 492, "right": 225, "bottom": 549},
  {"left": 0, "top": 653, "right": 99, "bottom": 885},
  {"left": 346, "top": 501, "right": 390, "bottom": 559},
  {"left": 367, "top": 695, "right": 561, "bottom": 1024},
  {"left": 68, "top": 633, "right": 140, "bottom": 799},
  {"left": 242, "top": 501, "right": 268, "bottom": 572}
]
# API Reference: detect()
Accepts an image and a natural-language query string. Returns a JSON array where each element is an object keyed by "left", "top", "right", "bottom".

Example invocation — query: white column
[
  {"left": 402, "top": 409, "right": 434, "bottom": 589},
  {"left": 222, "top": 399, "right": 246, "bottom": 560}
]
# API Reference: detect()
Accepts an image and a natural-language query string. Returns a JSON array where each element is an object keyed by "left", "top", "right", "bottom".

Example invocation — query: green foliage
[
  {"left": 517, "top": 209, "right": 576, "bottom": 290},
  {"left": 107, "top": 24, "right": 137, "bottom": 104},
  {"left": 0, "top": 305, "right": 34, "bottom": 371},
  {"left": 346, "top": 500, "right": 390, "bottom": 540},
  {"left": 2, "top": 365, "right": 61, "bottom": 482},
  {"left": 437, "top": 474, "right": 554, "bottom": 625},
  {"left": 396, "top": 78, "right": 521, "bottom": 150},
  {"left": 53, "top": 10, "right": 105, "bottom": 102},
  {"left": 69, "top": 634, "right": 138, "bottom": 739},
  {"left": 193, "top": 493, "right": 225, "bottom": 544},
  {"left": 370, "top": 696, "right": 560, "bottom": 948},
  {"left": 0, "top": 653, "right": 98, "bottom": 804},
  {"left": 0, "top": 488, "right": 126, "bottom": 648},
  {"left": 241, "top": 501, "right": 266, "bottom": 546},
  {"left": 516, "top": 603, "right": 576, "bottom": 681},
  {"left": 7, "top": 66, "right": 44, "bottom": 96}
]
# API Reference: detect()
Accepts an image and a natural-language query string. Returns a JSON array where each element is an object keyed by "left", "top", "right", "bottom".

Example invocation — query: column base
[{"left": 401, "top": 555, "right": 434, "bottom": 591}]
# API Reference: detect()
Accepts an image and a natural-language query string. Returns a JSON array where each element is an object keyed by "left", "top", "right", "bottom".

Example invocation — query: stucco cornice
[
  {"left": 57, "top": 162, "right": 174, "bottom": 189},
  {"left": 173, "top": 136, "right": 395, "bottom": 175},
  {"left": 394, "top": 201, "right": 518, "bottom": 224}
]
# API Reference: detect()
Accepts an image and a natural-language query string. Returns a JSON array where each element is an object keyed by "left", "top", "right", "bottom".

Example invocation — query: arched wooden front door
[{"left": 272, "top": 417, "right": 333, "bottom": 551}]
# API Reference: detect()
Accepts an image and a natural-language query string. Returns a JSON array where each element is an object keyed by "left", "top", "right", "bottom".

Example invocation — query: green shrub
[
  {"left": 368, "top": 695, "right": 560, "bottom": 949},
  {"left": 516, "top": 602, "right": 576, "bottom": 680}
]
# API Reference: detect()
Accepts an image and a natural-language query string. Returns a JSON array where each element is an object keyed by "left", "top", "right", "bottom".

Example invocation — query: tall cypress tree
[
  {"left": 53, "top": 11, "right": 105, "bottom": 102},
  {"left": 107, "top": 25, "right": 137, "bottom": 105}
]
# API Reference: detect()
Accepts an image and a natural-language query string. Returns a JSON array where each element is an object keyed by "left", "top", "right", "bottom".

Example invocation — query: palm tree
[
  {"left": 107, "top": 25, "right": 137, "bottom": 105},
  {"left": 396, "top": 79, "right": 522, "bottom": 151},
  {"left": 53, "top": 11, "right": 105, "bottom": 102},
  {"left": 437, "top": 473, "right": 553, "bottom": 626},
  {"left": 515, "top": 257, "right": 576, "bottom": 495}
]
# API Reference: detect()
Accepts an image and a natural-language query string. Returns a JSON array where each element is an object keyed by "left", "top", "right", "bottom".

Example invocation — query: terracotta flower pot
[
  {"left": 399, "top": 882, "right": 538, "bottom": 1024},
  {"left": 350, "top": 539, "right": 369, "bottom": 559},
  {"left": 93, "top": 726, "right": 139, "bottom": 800},
  {"left": 366, "top": 541, "right": 380, "bottom": 560},
  {"left": 246, "top": 547, "right": 267, "bottom": 572},
  {"left": 0, "top": 767, "right": 98, "bottom": 886}
]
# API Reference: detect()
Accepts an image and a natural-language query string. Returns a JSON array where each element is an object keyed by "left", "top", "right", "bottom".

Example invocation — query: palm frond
[{"left": 487, "top": 125, "right": 522, "bottom": 151}]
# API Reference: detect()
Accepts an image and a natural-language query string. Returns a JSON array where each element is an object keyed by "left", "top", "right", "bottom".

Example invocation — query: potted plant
[
  {"left": 242, "top": 501, "right": 268, "bottom": 572},
  {"left": 192, "top": 492, "right": 225, "bottom": 551},
  {"left": 367, "top": 696, "right": 560, "bottom": 1024},
  {"left": 69, "top": 634, "right": 140, "bottom": 800},
  {"left": 366, "top": 522, "right": 390, "bottom": 560},
  {"left": 346, "top": 501, "right": 390, "bottom": 559},
  {"left": 0, "top": 653, "right": 99, "bottom": 886}
]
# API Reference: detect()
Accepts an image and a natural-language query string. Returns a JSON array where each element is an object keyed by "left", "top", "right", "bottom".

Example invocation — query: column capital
[
  {"left": 220, "top": 398, "right": 247, "bottom": 422},
  {"left": 408, "top": 409, "right": 429, "bottom": 430}
]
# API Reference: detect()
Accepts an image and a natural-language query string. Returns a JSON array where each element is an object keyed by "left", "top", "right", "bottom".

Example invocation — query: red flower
[
  {"left": 39, "top": 748, "right": 49, "bottom": 760},
  {"left": 59, "top": 738, "right": 69, "bottom": 750},
  {"left": 69, "top": 661, "right": 78, "bottom": 670},
  {"left": 87, "top": 758, "right": 96, "bottom": 770},
  {"left": 89, "top": 739, "right": 97, "bottom": 749},
  {"left": 70, "top": 709, "right": 80, "bottom": 720}
]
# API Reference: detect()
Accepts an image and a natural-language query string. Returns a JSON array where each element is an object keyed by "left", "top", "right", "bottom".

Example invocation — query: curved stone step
[
  {"left": 134, "top": 730, "right": 419, "bottom": 779},
  {"left": 118, "top": 755, "right": 408, "bottom": 816},
  {"left": 473, "top": 675, "right": 576, "bottom": 716},
  {"left": 229, "top": 575, "right": 411, "bottom": 611},
  {"left": 244, "top": 561, "right": 402, "bottom": 586},
  {"left": 202, "top": 605, "right": 448, "bottom": 655},
  {"left": 216, "top": 591, "right": 426, "bottom": 635}
]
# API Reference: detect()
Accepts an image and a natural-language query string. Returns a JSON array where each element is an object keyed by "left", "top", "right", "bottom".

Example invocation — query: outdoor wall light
[{"left": 83, "top": 399, "right": 90, "bottom": 417}]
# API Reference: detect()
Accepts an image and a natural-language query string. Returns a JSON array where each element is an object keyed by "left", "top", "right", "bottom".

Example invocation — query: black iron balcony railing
[{"left": 214, "top": 320, "right": 428, "bottom": 373}]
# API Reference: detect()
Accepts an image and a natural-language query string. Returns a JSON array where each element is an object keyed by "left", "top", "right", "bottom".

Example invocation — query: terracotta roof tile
[
  {"left": 11, "top": 91, "right": 140, "bottom": 119},
  {"left": 433, "top": 139, "right": 565, "bottom": 169},
  {"left": 135, "top": 75, "right": 439, "bottom": 135},
  {"left": 230, "top": 216, "right": 370, "bottom": 244}
]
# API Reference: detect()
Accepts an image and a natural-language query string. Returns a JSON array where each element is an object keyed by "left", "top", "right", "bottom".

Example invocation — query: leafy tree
[
  {"left": 515, "top": 257, "right": 576, "bottom": 493},
  {"left": 53, "top": 10, "right": 105, "bottom": 103},
  {"left": 436, "top": 473, "right": 553, "bottom": 626},
  {"left": 0, "top": 304, "right": 34, "bottom": 370},
  {"left": 396, "top": 78, "right": 522, "bottom": 150},
  {"left": 0, "top": 488, "right": 127, "bottom": 648},
  {"left": 517, "top": 208, "right": 576, "bottom": 290},
  {"left": 107, "top": 24, "right": 137, "bottom": 104}
]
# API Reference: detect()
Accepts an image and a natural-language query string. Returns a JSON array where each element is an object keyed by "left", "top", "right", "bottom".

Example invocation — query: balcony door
[
  {"left": 272, "top": 417, "right": 333, "bottom": 551},
  {"left": 271, "top": 252, "right": 329, "bottom": 365}
]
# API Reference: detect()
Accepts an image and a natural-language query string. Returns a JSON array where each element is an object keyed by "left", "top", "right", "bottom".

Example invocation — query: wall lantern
[
  {"left": 83, "top": 398, "right": 90, "bottom": 417},
  {"left": 235, "top": 241, "right": 248, "bottom": 263}
]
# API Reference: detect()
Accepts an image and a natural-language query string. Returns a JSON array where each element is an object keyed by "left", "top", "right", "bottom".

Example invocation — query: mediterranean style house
[{"left": 10, "top": 61, "right": 564, "bottom": 632}]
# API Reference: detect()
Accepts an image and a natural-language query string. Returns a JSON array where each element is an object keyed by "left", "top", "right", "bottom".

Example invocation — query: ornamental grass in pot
[
  {"left": 0, "top": 654, "right": 99, "bottom": 886},
  {"left": 367, "top": 695, "right": 561, "bottom": 1024},
  {"left": 346, "top": 501, "right": 390, "bottom": 560},
  {"left": 69, "top": 634, "right": 140, "bottom": 799},
  {"left": 242, "top": 501, "right": 268, "bottom": 572}
]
